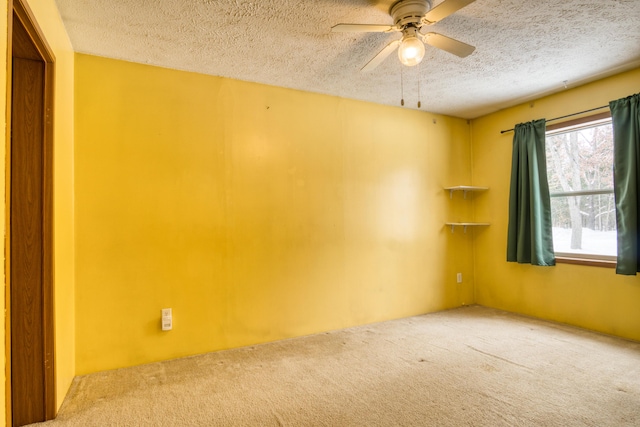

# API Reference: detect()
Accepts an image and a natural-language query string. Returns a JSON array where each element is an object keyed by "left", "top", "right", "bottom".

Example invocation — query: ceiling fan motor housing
[{"left": 390, "top": 0, "right": 432, "bottom": 27}]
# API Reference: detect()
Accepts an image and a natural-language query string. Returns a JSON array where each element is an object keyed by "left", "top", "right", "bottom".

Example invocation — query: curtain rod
[{"left": 499, "top": 105, "right": 609, "bottom": 134}]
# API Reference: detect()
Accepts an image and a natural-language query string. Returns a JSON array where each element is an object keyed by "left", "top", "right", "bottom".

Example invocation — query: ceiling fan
[{"left": 332, "top": 0, "right": 476, "bottom": 72}]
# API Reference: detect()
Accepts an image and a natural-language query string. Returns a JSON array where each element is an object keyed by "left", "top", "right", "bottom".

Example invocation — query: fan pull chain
[
  {"left": 400, "top": 65, "right": 405, "bottom": 106},
  {"left": 417, "top": 66, "right": 422, "bottom": 108}
]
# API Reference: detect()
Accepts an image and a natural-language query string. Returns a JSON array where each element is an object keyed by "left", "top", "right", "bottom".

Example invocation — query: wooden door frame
[{"left": 5, "top": 0, "right": 56, "bottom": 424}]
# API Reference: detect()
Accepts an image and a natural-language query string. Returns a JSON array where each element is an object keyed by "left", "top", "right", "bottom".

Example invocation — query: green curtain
[
  {"left": 611, "top": 93, "right": 640, "bottom": 275},
  {"left": 507, "top": 119, "right": 555, "bottom": 266}
]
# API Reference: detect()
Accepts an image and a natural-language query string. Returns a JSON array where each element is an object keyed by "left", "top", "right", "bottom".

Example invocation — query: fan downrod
[{"left": 390, "top": 0, "right": 432, "bottom": 28}]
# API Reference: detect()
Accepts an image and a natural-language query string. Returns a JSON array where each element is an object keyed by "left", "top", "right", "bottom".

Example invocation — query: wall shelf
[
  {"left": 444, "top": 186, "right": 489, "bottom": 199},
  {"left": 445, "top": 222, "right": 490, "bottom": 233},
  {"left": 445, "top": 186, "right": 490, "bottom": 233}
]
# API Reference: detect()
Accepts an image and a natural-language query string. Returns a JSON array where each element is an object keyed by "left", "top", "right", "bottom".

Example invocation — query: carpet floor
[{"left": 30, "top": 305, "right": 640, "bottom": 426}]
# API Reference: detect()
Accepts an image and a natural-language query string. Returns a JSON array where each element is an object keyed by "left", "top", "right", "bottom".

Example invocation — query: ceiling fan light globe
[{"left": 398, "top": 36, "right": 425, "bottom": 66}]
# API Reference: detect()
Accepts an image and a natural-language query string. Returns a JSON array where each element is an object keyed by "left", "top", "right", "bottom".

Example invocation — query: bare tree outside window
[{"left": 545, "top": 117, "right": 616, "bottom": 258}]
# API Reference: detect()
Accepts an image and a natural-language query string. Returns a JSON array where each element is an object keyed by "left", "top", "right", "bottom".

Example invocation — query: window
[{"left": 545, "top": 113, "right": 615, "bottom": 262}]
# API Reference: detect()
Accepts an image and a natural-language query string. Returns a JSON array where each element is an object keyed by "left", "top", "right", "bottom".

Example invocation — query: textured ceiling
[{"left": 54, "top": 0, "right": 640, "bottom": 119}]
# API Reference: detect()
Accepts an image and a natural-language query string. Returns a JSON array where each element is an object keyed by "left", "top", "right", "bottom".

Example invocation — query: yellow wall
[
  {"left": 74, "top": 54, "right": 474, "bottom": 374},
  {"left": 1, "top": 0, "right": 75, "bottom": 421},
  {"left": 471, "top": 67, "right": 640, "bottom": 341}
]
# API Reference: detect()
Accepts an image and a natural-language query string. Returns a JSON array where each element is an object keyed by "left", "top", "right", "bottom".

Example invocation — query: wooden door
[{"left": 8, "top": 2, "right": 56, "bottom": 426}]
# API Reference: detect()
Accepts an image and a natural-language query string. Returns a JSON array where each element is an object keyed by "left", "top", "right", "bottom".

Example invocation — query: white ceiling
[{"left": 53, "top": 0, "right": 640, "bottom": 119}]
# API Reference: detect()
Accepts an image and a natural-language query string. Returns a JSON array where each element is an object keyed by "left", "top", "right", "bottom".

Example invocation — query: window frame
[{"left": 545, "top": 112, "right": 616, "bottom": 268}]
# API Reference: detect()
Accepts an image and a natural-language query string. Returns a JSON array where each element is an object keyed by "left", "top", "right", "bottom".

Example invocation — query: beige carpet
[{"left": 31, "top": 306, "right": 640, "bottom": 426}]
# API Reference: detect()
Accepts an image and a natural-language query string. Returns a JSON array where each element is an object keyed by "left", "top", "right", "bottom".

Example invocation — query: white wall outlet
[
  {"left": 456, "top": 273, "right": 462, "bottom": 283},
  {"left": 161, "top": 308, "right": 172, "bottom": 331}
]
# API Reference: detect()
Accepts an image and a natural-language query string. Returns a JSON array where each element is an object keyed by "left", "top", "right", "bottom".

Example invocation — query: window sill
[{"left": 555, "top": 256, "right": 616, "bottom": 268}]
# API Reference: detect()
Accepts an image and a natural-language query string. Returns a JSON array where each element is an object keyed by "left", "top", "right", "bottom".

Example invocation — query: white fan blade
[
  {"left": 361, "top": 40, "right": 401, "bottom": 72},
  {"left": 331, "top": 23, "right": 397, "bottom": 33},
  {"left": 423, "top": 0, "right": 476, "bottom": 24},
  {"left": 423, "top": 33, "right": 475, "bottom": 57}
]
